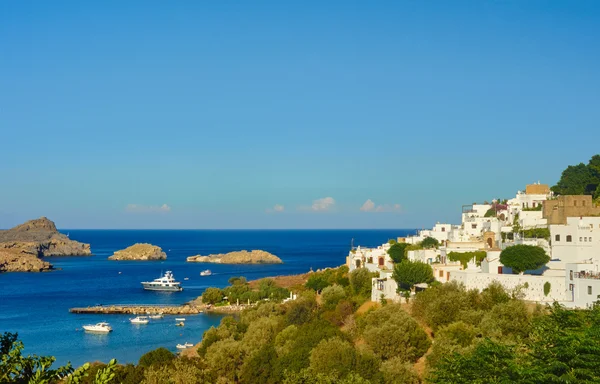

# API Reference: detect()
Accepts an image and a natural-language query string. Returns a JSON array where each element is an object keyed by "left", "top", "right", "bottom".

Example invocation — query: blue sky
[{"left": 1, "top": 1, "right": 599, "bottom": 229}]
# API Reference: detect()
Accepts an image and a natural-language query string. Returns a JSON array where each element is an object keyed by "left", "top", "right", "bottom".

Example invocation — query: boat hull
[
  {"left": 83, "top": 326, "right": 111, "bottom": 333},
  {"left": 142, "top": 283, "right": 183, "bottom": 292}
]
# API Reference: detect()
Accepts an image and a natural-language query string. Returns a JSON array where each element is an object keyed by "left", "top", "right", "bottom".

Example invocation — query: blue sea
[{"left": 0, "top": 229, "right": 413, "bottom": 367}]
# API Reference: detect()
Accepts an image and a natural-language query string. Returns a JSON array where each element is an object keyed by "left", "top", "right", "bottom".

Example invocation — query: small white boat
[
  {"left": 130, "top": 316, "right": 149, "bottom": 324},
  {"left": 175, "top": 318, "right": 186, "bottom": 321},
  {"left": 176, "top": 344, "right": 187, "bottom": 349},
  {"left": 184, "top": 342, "right": 193, "bottom": 347},
  {"left": 200, "top": 269, "right": 212, "bottom": 276},
  {"left": 184, "top": 277, "right": 189, "bottom": 280},
  {"left": 82, "top": 322, "right": 112, "bottom": 333},
  {"left": 149, "top": 313, "right": 163, "bottom": 319}
]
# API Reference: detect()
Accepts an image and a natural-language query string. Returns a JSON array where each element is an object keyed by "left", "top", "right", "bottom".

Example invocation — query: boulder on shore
[
  {"left": 186, "top": 250, "right": 283, "bottom": 264},
  {"left": 0, "top": 217, "right": 91, "bottom": 272},
  {"left": 108, "top": 243, "right": 167, "bottom": 261}
]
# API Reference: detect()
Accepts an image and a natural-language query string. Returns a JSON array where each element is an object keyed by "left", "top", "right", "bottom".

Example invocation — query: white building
[
  {"left": 565, "top": 262, "right": 600, "bottom": 308},
  {"left": 551, "top": 216, "right": 600, "bottom": 265},
  {"left": 347, "top": 243, "right": 393, "bottom": 273}
]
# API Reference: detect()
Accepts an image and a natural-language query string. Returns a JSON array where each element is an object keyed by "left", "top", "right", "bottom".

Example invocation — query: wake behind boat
[{"left": 141, "top": 271, "right": 183, "bottom": 292}]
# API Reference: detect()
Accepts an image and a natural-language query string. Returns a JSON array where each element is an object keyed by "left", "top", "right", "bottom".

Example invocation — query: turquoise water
[{"left": 0, "top": 229, "right": 412, "bottom": 367}]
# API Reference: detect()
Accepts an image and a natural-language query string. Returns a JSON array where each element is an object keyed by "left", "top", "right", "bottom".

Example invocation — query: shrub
[
  {"left": 387, "top": 243, "right": 410, "bottom": 263},
  {"left": 321, "top": 285, "right": 347, "bottom": 308},
  {"left": 380, "top": 356, "right": 420, "bottom": 384},
  {"left": 239, "top": 344, "right": 282, "bottom": 384},
  {"left": 544, "top": 281, "right": 551, "bottom": 296},
  {"left": 420, "top": 237, "right": 439, "bottom": 249},
  {"left": 360, "top": 304, "right": 431, "bottom": 362},
  {"left": 499, "top": 245, "right": 550, "bottom": 273},
  {"left": 447, "top": 251, "right": 487, "bottom": 268},
  {"left": 204, "top": 338, "right": 244, "bottom": 382},
  {"left": 480, "top": 300, "right": 531, "bottom": 340},
  {"left": 349, "top": 268, "right": 373, "bottom": 297},
  {"left": 412, "top": 281, "right": 477, "bottom": 330},
  {"left": 392, "top": 260, "right": 434, "bottom": 290},
  {"left": 309, "top": 337, "right": 356, "bottom": 379},
  {"left": 138, "top": 347, "right": 174, "bottom": 368},
  {"left": 202, "top": 287, "right": 224, "bottom": 304}
]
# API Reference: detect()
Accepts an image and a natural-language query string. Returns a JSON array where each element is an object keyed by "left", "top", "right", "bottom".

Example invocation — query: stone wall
[{"left": 543, "top": 195, "right": 600, "bottom": 225}]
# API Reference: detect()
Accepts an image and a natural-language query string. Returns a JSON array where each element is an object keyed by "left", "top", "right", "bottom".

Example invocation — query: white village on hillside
[{"left": 347, "top": 183, "right": 600, "bottom": 308}]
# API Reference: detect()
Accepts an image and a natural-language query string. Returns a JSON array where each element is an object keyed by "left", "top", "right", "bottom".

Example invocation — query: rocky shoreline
[
  {"left": 108, "top": 243, "right": 166, "bottom": 261},
  {"left": 69, "top": 303, "right": 254, "bottom": 315},
  {"left": 0, "top": 217, "right": 91, "bottom": 273},
  {"left": 186, "top": 249, "right": 283, "bottom": 264}
]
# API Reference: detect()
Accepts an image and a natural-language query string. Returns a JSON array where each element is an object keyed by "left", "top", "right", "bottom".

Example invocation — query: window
[
  {"left": 439, "top": 270, "right": 444, "bottom": 277},
  {"left": 584, "top": 237, "right": 588, "bottom": 242},
  {"left": 442, "top": 227, "right": 446, "bottom": 232},
  {"left": 472, "top": 224, "right": 477, "bottom": 229},
  {"left": 378, "top": 257, "right": 385, "bottom": 266},
  {"left": 574, "top": 200, "right": 578, "bottom": 207},
  {"left": 580, "top": 237, "right": 583, "bottom": 242},
  {"left": 377, "top": 280, "right": 384, "bottom": 291},
  {"left": 569, "top": 284, "right": 574, "bottom": 291},
  {"left": 555, "top": 234, "right": 560, "bottom": 241},
  {"left": 588, "top": 286, "right": 593, "bottom": 295},
  {"left": 368, "top": 257, "right": 373, "bottom": 264},
  {"left": 570, "top": 270, "right": 573, "bottom": 280},
  {"left": 583, "top": 200, "right": 586, "bottom": 207},
  {"left": 567, "top": 235, "right": 572, "bottom": 242}
]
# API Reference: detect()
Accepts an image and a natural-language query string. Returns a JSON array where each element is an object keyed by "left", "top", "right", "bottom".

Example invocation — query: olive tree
[
  {"left": 499, "top": 245, "right": 550, "bottom": 274},
  {"left": 392, "top": 260, "right": 434, "bottom": 291}
]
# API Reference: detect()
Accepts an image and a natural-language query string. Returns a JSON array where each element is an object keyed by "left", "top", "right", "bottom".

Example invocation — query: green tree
[
  {"left": 349, "top": 268, "right": 373, "bottom": 297},
  {"left": 309, "top": 337, "right": 356, "bottom": 379},
  {"left": 552, "top": 159, "right": 599, "bottom": 196},
  {"left": 137, "top": 347, "right": 174, "bottom": 368},
  {"left": 392, "top": 260, "right": 434, "bottom": 291},
  {"left": 321, "top": 284, "right": 347, "bottom": 309},
  {"left": 239, "top": 344, "right": 282, "bottom": 384},
  {"left": 360, "top": 304, "right": 431, "bottom": 362},
  {"left": 420, "top": 237, "right": 439, "bottom": 249},
  {"left": 479, "top": 300, "right": 531, "bottom": 341},
  {"left": 380, "top": 356, "right": 420, "bottom": 384},
  {"left": 499, "top": 245, "right": 550, "bottom": 274},
  {"left": 204, "top": 338, "right": 244, "bottom": 382},
  {"left": 426, "top": 321, "right": 478, "bottom": 369},
  {"left": 387, "top": 243, "right": 410, "bottom": 263},
  {"left": 202, "top": 287, "right": 224, "bottom": 304}
]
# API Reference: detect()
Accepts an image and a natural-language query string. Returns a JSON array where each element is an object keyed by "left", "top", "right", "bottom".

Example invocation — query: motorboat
[
  {"left": 149, "top": 313, "right": 163, "bottom": 319},
  {"left": 200, "top": 269, "right": 212, "bottom": 276},
  {"left": 184, "top": 342, "right": 193, "bottom": 347},
  {"left": 184, "top": 277, "right": 189, "bottom": 280},
  {"left": 130, "top": 316, "right": 149, "bottom": 324},
  {"left": 82, "top": 322, "right": 112, "bottom": 333},
  {"left": 141, "top": 271, "right": 183, "bottom": 292},
  {"left": 175, "top": 318, "right": 186, "bottom": 321},
  {"left": 176, "top": 344, "right": 188, "bottom": 349}
]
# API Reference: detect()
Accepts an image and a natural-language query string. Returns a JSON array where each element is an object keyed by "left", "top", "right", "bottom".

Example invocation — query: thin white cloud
[
  {"left": 360, "top": 199, "right": 376, "bottom": 212},
  {"left": 360, "top": 200, "right": 401, "bottom": 213},
  {"left": 125, "top": 204, "right": 172, "bottom": 213},
  {"left": 266, "top": 204, "right": 285, "bottom": 213},
  {"left": 311, "top": 197, "right": 335, "bottom": 212}
]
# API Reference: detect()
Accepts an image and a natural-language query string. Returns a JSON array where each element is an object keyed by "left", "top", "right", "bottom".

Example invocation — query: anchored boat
[
  {"left": 82, "top": 322, "right": 112, "bottom": 333},
  {"left": 141, "top": 271, "right": 183, "bottom": 292}
]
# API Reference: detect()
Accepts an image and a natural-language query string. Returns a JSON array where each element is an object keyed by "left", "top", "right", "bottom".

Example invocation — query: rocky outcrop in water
[
  {"left": 0, "top": 217, "right": 91, "bottom": 272},
  {"left": 186, "top": 250, "right": 283, "bottom": 264},
  {"left": 0, "top": 248, "right": 53, "bottom": 272},
  {"left": 108, "top": 243, "right": 167, "bottom": 261}
]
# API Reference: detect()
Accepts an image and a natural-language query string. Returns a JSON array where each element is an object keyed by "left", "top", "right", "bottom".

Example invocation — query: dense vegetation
[
  {"left": 552, "top": 154, "right": 600, "bottom": 199},
  {"left": 499, "top": 245, "right": 550, "bottom": 273},
  {"left": 4, "top": 266, "right": 600, "bottom": 384},
  {"left": 447, "top": 251, "right": 487, "bottom": 268}
]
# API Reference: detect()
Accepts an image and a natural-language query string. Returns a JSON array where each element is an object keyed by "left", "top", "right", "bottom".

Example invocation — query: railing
[{"left": 576, "top": 271, "right": 600, "bottom": 280}]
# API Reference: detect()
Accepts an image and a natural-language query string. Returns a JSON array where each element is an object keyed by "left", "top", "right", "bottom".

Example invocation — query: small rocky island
[
  {"left": 0, "top": 217, "right": 91, "bottom": 273},
  {"left": 108, "top": 243, "right": 167, "bottom": 261},
  {"left": 186, "top": 250, "right": 283, "bottom": 264}
]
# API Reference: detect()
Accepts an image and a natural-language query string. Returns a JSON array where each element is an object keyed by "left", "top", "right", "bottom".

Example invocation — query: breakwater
[{"left": 69, "top": 302, "right": 252, "bottom": 315}]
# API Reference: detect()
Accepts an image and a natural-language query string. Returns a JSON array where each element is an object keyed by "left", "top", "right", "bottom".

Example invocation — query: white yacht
[
  {"left": 149, "top": 313, "right": 163, "bottom": 319},
  {"left": 200, "top": 269, "right": 212, "bottom": 276},
  {"left": 176, "top": 344, "right": 188, "bottom": 349},
  {"left": 130, "top": 316, "right": 149, "bottom": 324},
  {"left": 141, "top": 271, "right": 183, "bottom": 292},
  {"left": 184, "top": 342, "right": 193, "bottom": 347},
  {"left": 82, "top": 322, "right": 112, "bottom": 333}
]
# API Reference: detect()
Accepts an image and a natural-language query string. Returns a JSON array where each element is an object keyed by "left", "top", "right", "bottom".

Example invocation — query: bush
[
  {"left": 321, "top": 285, "right": 347, "bottom": 308},
  {"left": 544, "top": 281, "right": 551, "bottom": 296},
  {"left": 309, "top": 337, "right": 356, "bottom": 379},
  {"left": 239, "top": 344, "right": 282, "bottom": 384},
  {"left": 202, "top": 287, "right": 224, "bottom": 304},
  {"left": 138, "top": 347, "right": 174, "bottom": 368},
  {"left": 499, "top": 245, "right": 550, "bottom": 273},
  {"left": 447, "top": 251, "right": 487, "bottom": 268},
  {"left": 412, "top": 281, "right": 477, "bottom": 331},
  {"left": 380, "top": 356, "right": 421, "bottom": 384},
  {"left": 387, "top": 243, "right": 410, "bottom": 263},
  {"left": 420, "top": 237, "right": 439, "bottom": 249},
  {"left": 392, "top": 260, "right": 434, "bottom": 290},
  {"left": 522, "top": 228, "right": 550, "bottom": 239},
  {"left": 349, "top": 268, "right": 373, "bottom": 297},
  {"left": 204, "top": 338, "right": 244, "bottom": 382},
  {"left": 480, "top": 300, "right": 531, "bottom": 340},
  {"left": 360, "top": 304, "right": 431, "bottom": 362}
]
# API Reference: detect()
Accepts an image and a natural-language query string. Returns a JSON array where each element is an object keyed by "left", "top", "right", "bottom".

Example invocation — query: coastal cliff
[
  {"left": 186, "top": 250, "right": 283, "bottom": 264},
  {"left": 108, "top": 243, "right": 167, "bottom": 261},
  {"left": 0, "top": 217, "right": 91, "bottom": 272}
]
